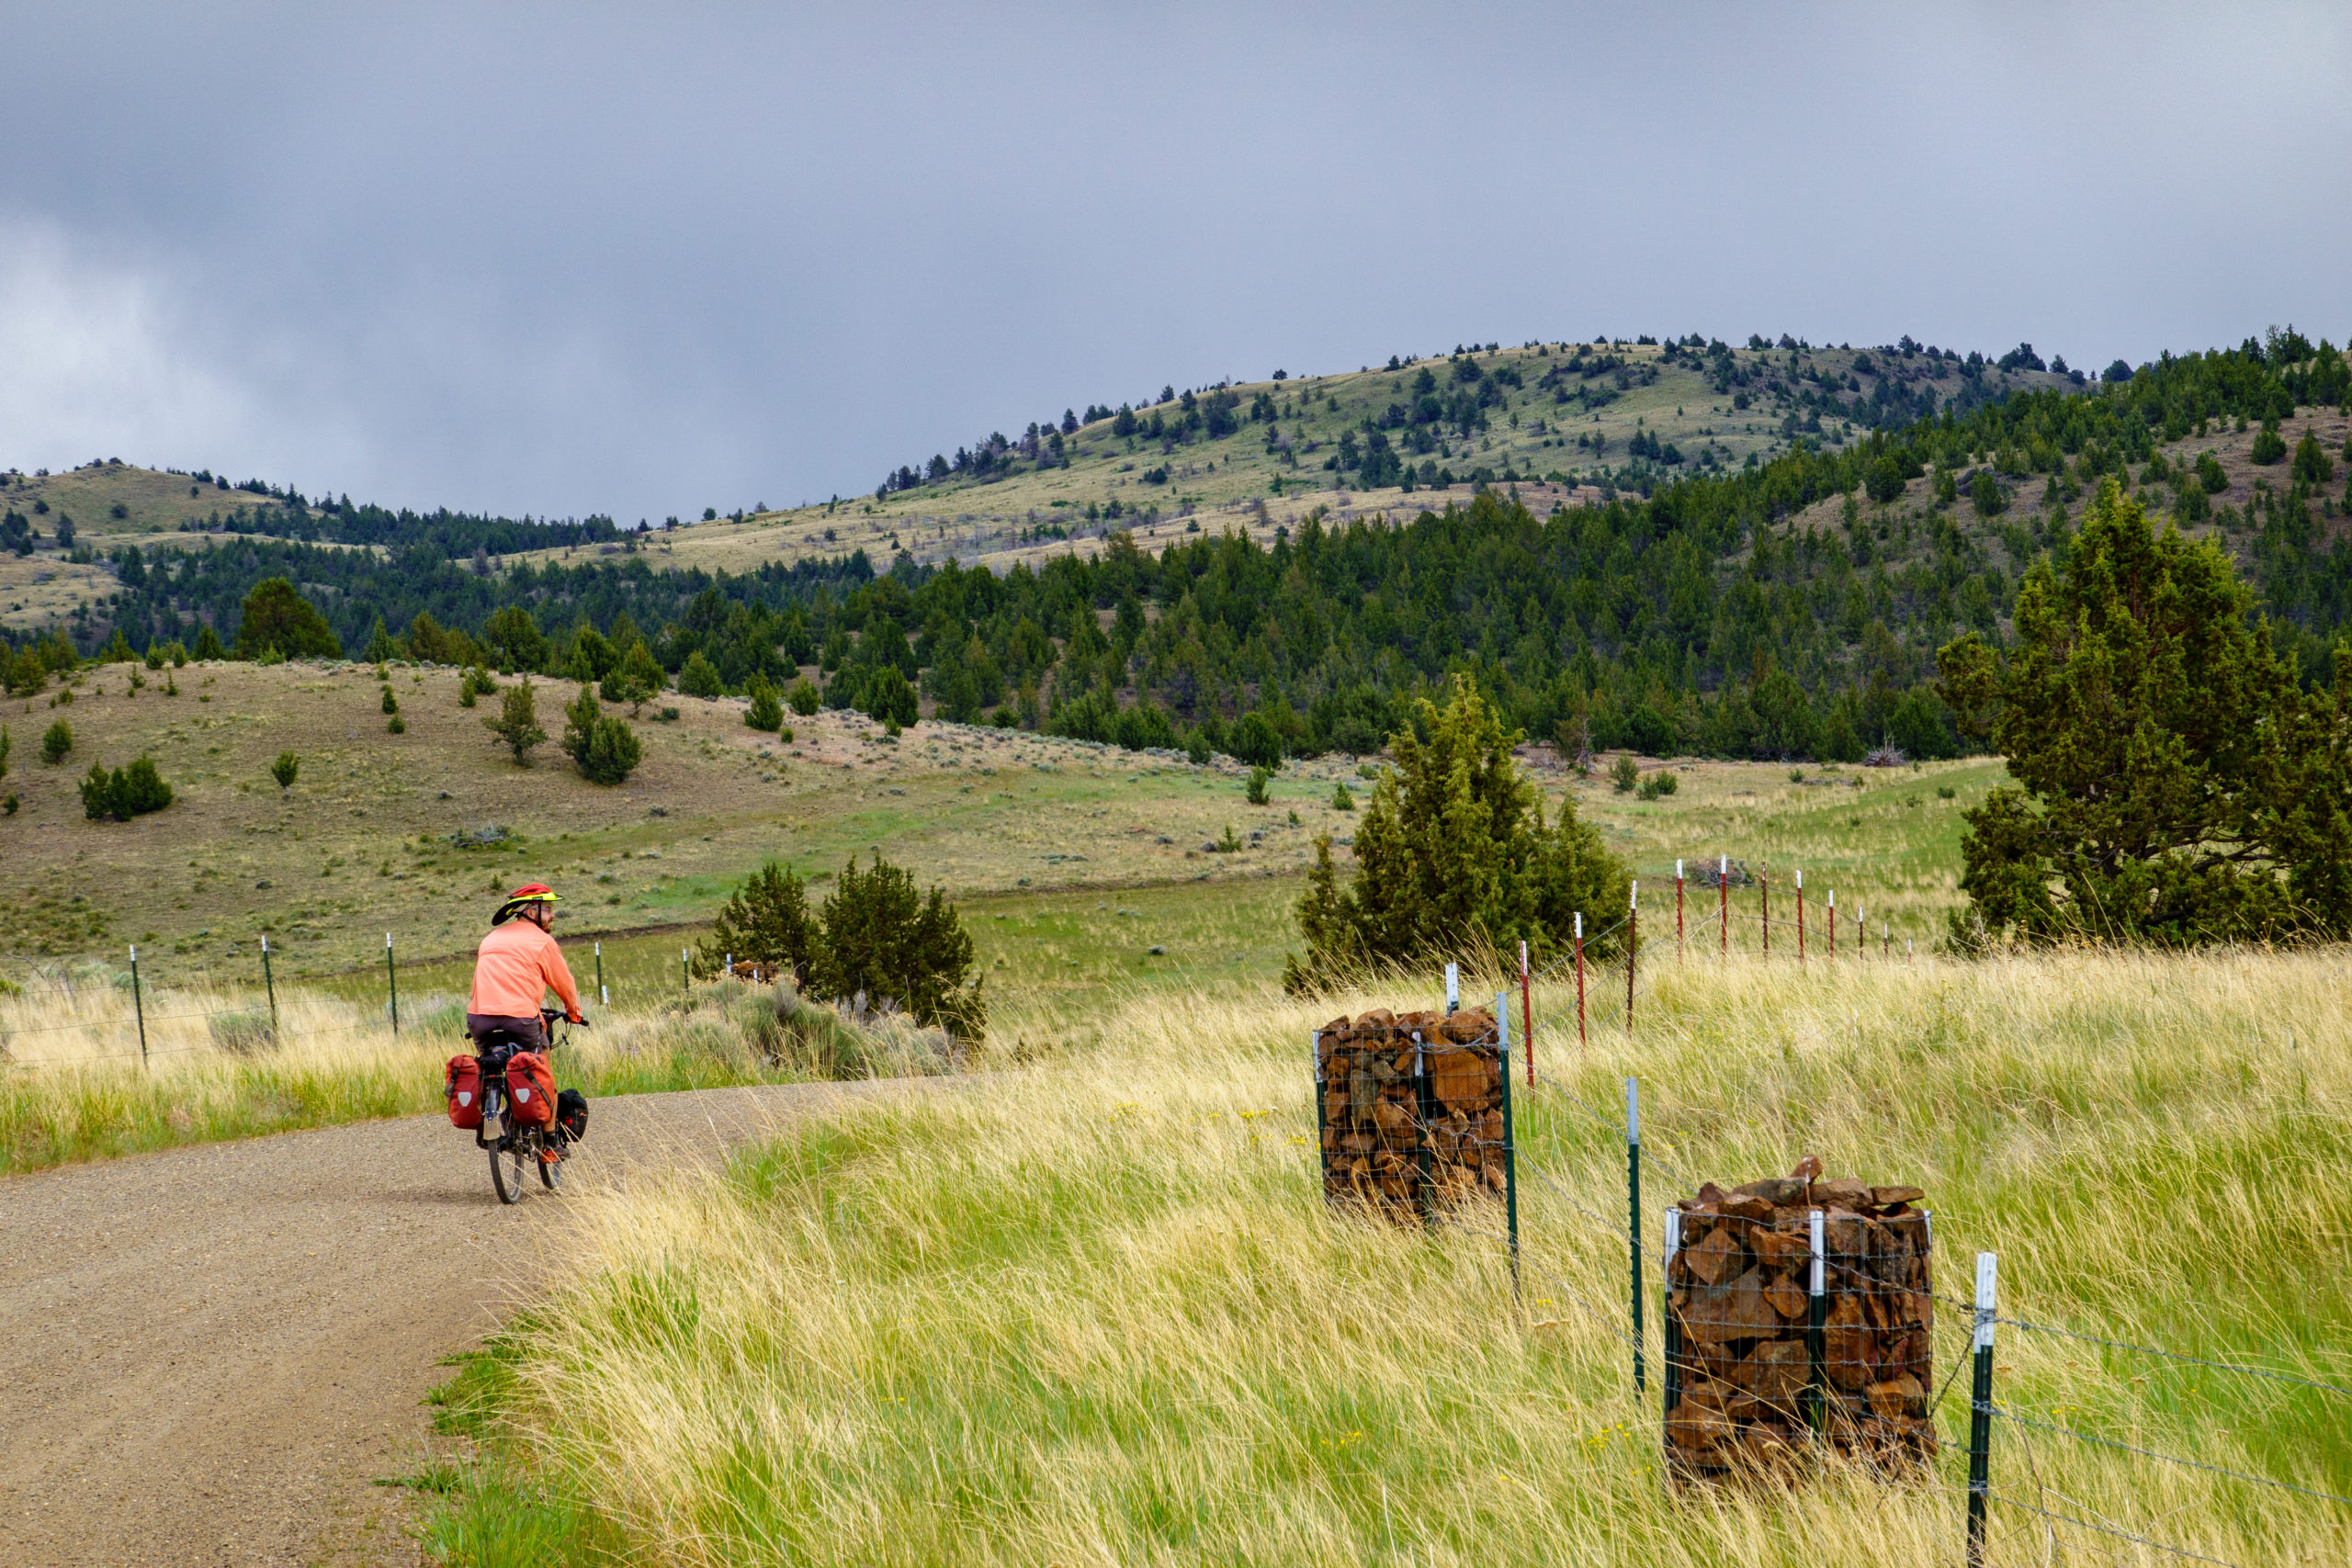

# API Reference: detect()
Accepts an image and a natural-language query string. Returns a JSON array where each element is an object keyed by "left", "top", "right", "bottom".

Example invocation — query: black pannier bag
[{"left": 556, "top": 1088, "right": 589, "bottom": 1144}]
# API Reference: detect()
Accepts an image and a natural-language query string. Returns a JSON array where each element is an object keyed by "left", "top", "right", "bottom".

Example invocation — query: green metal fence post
[
  {"left": 595, "top": 940, "right": 607, "bottom": 1010},
  {"left": 682, "top": 945, "right": 690, "bottom": 997},
  {"left": 260, "top": 934, "right": 278, "bottom": 1043},
  {"left": 1626, "top": 1075, "right": 1645, "bottom": 1393},
  {"left": 1966, "top": 1251, "right": 1999, "bottom": 1568},
  {"left": 385, "top": 932, "right": 399, "bottom": 1035},
  {"left": 130, "top": 943, "right": 149, "bottom": 1069},
  {"left": 1497, "top": 991, "right": 1520, "bottom": 1299}
]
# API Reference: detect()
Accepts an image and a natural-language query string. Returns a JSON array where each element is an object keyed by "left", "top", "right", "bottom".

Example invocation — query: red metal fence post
[
  {"left": 1575, "top": 912, "right": 1588, "bottom": 1061},
  {"left": 1676, "top": 861, "right": 1685, "bottom": 964}
]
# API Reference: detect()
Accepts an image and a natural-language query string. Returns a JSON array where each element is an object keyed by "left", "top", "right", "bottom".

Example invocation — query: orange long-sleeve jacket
[{"left": 469, "top": 919, "right": 583, "bottom": 1021}]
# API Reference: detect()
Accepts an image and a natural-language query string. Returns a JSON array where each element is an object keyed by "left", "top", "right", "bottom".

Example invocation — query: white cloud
[{"left": 0, "top": 215, "right": 364, "bottom": 482}]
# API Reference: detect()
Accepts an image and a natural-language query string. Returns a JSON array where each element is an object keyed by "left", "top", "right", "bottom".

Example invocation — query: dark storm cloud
[{"left": 2, "top": 2, "right": 2346, "bottom": 519}]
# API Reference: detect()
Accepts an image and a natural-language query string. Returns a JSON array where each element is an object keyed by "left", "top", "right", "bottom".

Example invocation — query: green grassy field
[
  {"left": 415, "top": 947, "right": 2352, "bottom": 1567},
  {"left": 1, "top": 658, "right": 2000, "bottom": 987}
]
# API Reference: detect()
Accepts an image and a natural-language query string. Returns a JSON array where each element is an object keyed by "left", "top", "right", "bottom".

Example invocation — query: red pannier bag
[
  {"left": 505, "top": 1051, "right": 558, "bottom": 1126},
  {"left": 446, "top": 1055, "right": 484, "bottom": 1130}
]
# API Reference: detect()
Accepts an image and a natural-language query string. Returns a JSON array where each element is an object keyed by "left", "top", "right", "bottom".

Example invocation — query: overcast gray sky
[{"left": 3, "top": 2, "right": 2346, "bottom": 522}]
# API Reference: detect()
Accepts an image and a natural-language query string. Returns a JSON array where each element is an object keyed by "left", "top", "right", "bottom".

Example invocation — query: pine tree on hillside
[{"left": 1938, "top": 479, "right": 2352, "bottom": 947}]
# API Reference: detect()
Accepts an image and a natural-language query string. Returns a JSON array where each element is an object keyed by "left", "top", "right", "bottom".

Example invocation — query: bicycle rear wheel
[
  {"left": 491, "top": 1127, "right": 529, "bottom": 1204},
  {"left": 538, "top": 1135, "right": 564, "bottom": 1191}
]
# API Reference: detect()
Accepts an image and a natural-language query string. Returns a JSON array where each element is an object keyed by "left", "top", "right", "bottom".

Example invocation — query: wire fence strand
[
  {"left": 1994, "top": 1316, "right": 2352, "bottom": 1401},
  {"left": 1982, "top": 1403, "right": 2352, "bottom": 1509},
  {"left": 1983, "top": 1488, "right": 2243, "bottom": 1568}
]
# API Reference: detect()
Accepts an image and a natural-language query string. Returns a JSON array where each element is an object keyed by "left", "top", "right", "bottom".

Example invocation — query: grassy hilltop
[{"left": 502, "top": 336, "right": 2082, "bottom": 579}]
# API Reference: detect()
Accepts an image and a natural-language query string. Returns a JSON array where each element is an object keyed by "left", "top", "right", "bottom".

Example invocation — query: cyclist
[{"left": 466, "top": 884, "right": 584, "bottom": 1051}]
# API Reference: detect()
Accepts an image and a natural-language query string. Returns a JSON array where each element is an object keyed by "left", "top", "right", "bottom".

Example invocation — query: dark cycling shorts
[{"left": 465, "top": 1012, "right": 546, "bottom": 1051}]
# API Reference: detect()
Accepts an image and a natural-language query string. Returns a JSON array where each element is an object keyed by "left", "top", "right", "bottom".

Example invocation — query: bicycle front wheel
[{"left": 491, "top": 1130, "right": 530, "bottom": 1205}]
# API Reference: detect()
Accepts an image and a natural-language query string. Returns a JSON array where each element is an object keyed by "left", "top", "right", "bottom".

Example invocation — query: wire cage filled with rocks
[
  {"left": 1664, "top": 1166, "right": 1936, "bottom": 1481},
  {"left": 1314, "top": 1005, "right": 1515, "bottom": 1223}
]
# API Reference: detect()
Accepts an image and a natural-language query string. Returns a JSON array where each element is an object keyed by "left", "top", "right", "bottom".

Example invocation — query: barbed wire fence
[
  {"left": 1341, "top": 918, "right": 2352, "bottom": 1567},
  {"left": 0, "top": 930, "right": 652, "bottom": 1073}
]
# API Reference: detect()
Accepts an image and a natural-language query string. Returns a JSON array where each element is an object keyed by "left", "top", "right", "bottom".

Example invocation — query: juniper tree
[
  {"left": 1937, "top": 479, "right": 2352, "bottom": 947},
  {"left": 693, "top": 861, "right": 819, "bottom": 985},
  {"left": 743, "top": 673, "right": 785, "bottom": 732},
  {"left": 483, "top": 678, "right": 548, "bottom": 765},
  {"left": 561, "top": 686, "right": 641, "bottom": 784},
  {"left": 808, "top": 853, "right": 984, "bottom": 1036},
  {"left": 1283, "top": 676, "right": 1629, "bottom": 992}
]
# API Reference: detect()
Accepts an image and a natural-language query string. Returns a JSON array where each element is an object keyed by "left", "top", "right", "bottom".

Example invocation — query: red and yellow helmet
[{"left": 492, "top": 884, "right": 562, "bottom": 925}]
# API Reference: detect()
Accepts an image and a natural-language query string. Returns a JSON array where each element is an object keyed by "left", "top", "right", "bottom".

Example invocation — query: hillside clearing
[{"left": 1, "top": 658, "right": 1997, "bottom": 981}]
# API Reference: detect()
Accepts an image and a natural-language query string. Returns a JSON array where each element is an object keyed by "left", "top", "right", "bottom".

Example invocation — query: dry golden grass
[
  {"left": 0, "top": 972, "right": 906, "bottom": 1173},
  {"left": 427, "top": 946, "right": 2352, "bottom": 1566}
]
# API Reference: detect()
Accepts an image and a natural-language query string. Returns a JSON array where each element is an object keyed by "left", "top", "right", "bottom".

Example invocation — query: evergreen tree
[
  {"left": 192, "top": 625, "right": 226, "bottom": 661},
  {"left": 79, "top": 757, "right": 172, "bottom": 820},
  {"left": 270, "top": 751, "right": 299, "bottom": 794},
  {"left": 1937, "top": 479, "right": 2351, "bottom": 946},
  {"left": 786, "top": 677, "right": 820, "bottom": 716},
  {"left": 808, "top": 853, "right": 984, "bottom": 1036},
  {"left": 40, "top": 719, "right": 72, "bottom": 764},
  {"left": 859, "top": 664, "right": 919, "bottom": 728},
  {"left": 483, "top": 678, "right": 548, "bottom": 765},
  {"left": 678, "top": 650, "right": 724, "bottom": 698},
  {"left": 561, "top": 687, "right": 642, "bottom": 784},
  {"left": 233, "top": 578, "right": 341, "bottom": 660},
  {"left": 363, "top": 616, "right": 398, "bottom": 662},
  {"left": 693, "top": 861, "right": 819, "bottom": 985},
  {"left": 743, "top": 673, "right": 785, "bottom": 732},
  {"left": 1283, "top": 676, "right": 1629, "bottom": 992}
]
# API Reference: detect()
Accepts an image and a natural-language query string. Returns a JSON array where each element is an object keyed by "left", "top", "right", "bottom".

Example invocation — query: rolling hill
[{"left": 5, "top": 328, "right": 2346, "bottom": 786}]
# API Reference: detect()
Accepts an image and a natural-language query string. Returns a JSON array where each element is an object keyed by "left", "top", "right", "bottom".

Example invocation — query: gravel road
[{"left": 0, "top": 1079, "right": 934, "bottom": 1566}]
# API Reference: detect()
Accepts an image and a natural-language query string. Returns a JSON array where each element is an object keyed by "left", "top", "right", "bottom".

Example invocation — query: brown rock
[
  {"left": 1866, "top": 1375, "right": 1925, "bottom": 1418},
  {"left": 1374, "top": 1100, "right": 1413, "bottom": 1140},
  {"left": 1790, "top": 1154, "right": 1824, "bottom": 1181},
  {"left": 1823, "top": 1209, "right": 1868, "bottom": 1258},
  {"left": 1688, "top": 1224, "right": 1744, "bottom": 1286},
  {"left": 1356, "top": 1008, "right": 1395, "bottom": 1032},
  {"left": 1871, "top": 1185, "right": 1924, "bottom": 1206},
  {"left": 1824, "top": 1294, "right": 1871, "bottom": 1390},
  {"left": 1397, "top": 1010, "right": 1443, "bottom": 1037},
  {"left": 1695, "top": 1181, "right": 1730, "bottom": 1205},
  {"left": 1722, "top": 1194, "right": 1775, "bottom": 1223},
  {"left": 1429, "top": 1049, "right": 1493, "bottom": 1111},
  {"left": 1738, "top": 1338, "right": 1809, "bottom": 1405},
  {"left": 1441, "top": 1009, "right": 1495, "bottom": 1043},
  {"left": 1668, "top": 1402, "right": 1733, "bottom": 1452},
  {"left": 1478, "top": 1109, "right": 1504, "bottom": 1146},
  {"left": 1752, "top": 1226, "right": 1810, "bottom": 1268},
  {"left": 1736, "top": 1177, "right": 1809, "bottom": 1203},
  {"left": 1484, "top": 1162, "right": 1507, "bottom": 1193},
  {"left": 1339, "top": 1133, "right": 1374, "bottom": 1154},
  {"left": 1813, "top": 1177, "right": 1870, "bottom": 1209},
  {"left": 1765, "top": 1274, "right": 1806, "bottom": 1321},
  {"left": 1683, "top": 1267, "right": 1782, "bottom": 1346},
  {"left": 1680, "top": 1377, "right": 1729, "bottom": 1412}
]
